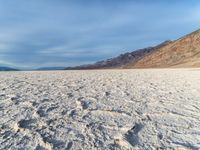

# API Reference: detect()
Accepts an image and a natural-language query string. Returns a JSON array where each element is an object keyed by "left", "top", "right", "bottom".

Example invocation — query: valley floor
[{"left": 0, "top": 69, "right": 200, "bottom": 150}]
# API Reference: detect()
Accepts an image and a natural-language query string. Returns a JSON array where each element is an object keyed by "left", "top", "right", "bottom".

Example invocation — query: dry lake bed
[{"left": 0, "top": 69, "right": 200, "bottom": 150}]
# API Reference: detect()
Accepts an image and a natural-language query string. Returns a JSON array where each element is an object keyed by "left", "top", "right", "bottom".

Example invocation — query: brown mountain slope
[
  {"left": 125, "top": 29, "right": 200, "bottom": 68},
  {"left": 65, "top": 41, "right": 171, "bottom": 70}
]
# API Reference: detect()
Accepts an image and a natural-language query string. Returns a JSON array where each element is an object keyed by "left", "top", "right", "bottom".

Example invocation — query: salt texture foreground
[{"left": 0, "top": 69, "right": 200, "bottom": 150}]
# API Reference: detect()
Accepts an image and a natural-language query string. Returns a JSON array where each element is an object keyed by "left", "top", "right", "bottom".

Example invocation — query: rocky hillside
[
  {"left": 66, "top": 28, "right": 200, "bottom": 69},
  {"left": 125, "top": 29, "right": 200, "bottom": 68},
  {"left": 65, "top": 41, "right": 171, "bottom": 70}
]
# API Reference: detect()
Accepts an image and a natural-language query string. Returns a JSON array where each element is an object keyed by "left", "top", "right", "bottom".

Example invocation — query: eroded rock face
[
  {"left": 126, "top": 29, "right": 200, "bottom": 68},
  {"left": 66, "top": 29, "right": 200, "bottom": 70},
  {"left": 0, "top": 69, "right": 200, "bottom": 150},
  {"left": 65, "top": 41, "right": 171, "bottom": 70}
]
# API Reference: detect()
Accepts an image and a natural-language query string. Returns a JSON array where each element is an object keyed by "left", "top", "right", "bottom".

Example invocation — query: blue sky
[{"left": 0, "top": 0, "right": 200, "bottom": 68}]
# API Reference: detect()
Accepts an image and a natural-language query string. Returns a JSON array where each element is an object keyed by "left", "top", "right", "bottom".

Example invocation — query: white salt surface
[{"left": 0, "top": 69, "right": 200, "bottom": 150}]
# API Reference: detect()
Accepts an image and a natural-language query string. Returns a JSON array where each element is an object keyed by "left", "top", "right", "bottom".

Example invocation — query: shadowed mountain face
[
  {"left": 65, "top": 41, "right": 171, "bottom": 70},
  {"left": 65, "top": 28, "right": 200, "bottom": 70}
]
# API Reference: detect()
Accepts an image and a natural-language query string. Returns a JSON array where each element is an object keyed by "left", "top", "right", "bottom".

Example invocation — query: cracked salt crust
[{"left": 0, "top": 69, "right": 200, "bottom": 150}]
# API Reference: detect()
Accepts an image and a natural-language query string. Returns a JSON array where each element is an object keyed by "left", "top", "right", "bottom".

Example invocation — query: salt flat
[{"left": 0, "top": 69, "right": 200, "bottom": 150}]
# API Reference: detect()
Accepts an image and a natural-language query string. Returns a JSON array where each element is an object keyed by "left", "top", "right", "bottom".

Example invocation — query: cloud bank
[{"left": 0, "top": 0, "right": 200, "bottom": 68}]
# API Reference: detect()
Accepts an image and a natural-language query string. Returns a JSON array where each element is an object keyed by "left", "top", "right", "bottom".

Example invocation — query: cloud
[{"left": 0, "top": 0, "right": 200, "bottom": 68}]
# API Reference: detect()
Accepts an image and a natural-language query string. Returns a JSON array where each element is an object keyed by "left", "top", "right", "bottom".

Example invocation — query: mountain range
[
  {"left": 65, "top": 28, "right": 200, "bottom": 69},
  {"left": 35, "top": 67, "right": 65, "bottom": 71},
  {"left": 0, "top": 66, "right": 19, "bottom": 71},
  {"left": 1, "top": 29, "right": 200, "bottom": 71}
]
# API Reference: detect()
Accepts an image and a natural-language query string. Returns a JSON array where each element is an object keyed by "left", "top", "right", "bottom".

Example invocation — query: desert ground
[{"left": 0, "top": 69, "right": 200, "bottom": 150}]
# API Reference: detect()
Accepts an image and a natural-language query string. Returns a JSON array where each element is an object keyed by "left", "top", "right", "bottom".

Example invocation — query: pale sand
[{"left": 0, "top": 69, "right": 200, "bottom": 150}]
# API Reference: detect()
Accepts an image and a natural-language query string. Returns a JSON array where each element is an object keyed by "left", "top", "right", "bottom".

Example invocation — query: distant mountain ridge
[
  {"left": 0, "top": 66, "right": 65, "bottom": 71},
  {"left": 65, "top": 40, "right": 171, "bottom": 70},
  {"left": 36, "top": 67, "right": 65, "bottom": 71},
  {"left": 0, "top": 66, "right": 19, "bottom": 71},
  {"left": 65, "top": 28, "right": 200, "bottom": 69}
]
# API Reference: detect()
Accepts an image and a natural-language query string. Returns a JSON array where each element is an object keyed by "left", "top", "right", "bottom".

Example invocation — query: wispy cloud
[{"left": 0, "top": 0, "right": 199, "bottom": 68}]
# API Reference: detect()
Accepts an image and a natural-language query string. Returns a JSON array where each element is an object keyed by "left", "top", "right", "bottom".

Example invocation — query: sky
[{"left": 0, "top": 0, "right": 200, "bottom": 69}]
